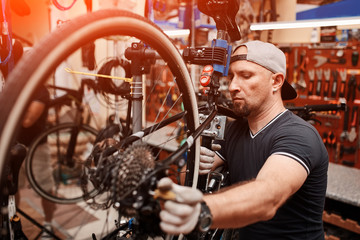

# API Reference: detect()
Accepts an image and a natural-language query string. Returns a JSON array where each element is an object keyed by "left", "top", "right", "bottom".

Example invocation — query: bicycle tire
[
  {"left": 0, "top": 9, "right": 200, "bottom": 239},
  {"left": 25, "top": 122, "right": 98, "bottom": 204}
]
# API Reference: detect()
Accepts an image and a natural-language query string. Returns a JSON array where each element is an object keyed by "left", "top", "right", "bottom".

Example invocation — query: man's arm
[
  {"left": 159, "top": 154, "right": 308, "bottom": 234},
  {"left": 204, "top": 154, "right": 307, "bottom": 229},
  {"left": 22, "top": 100, "right": 46, "bottom": 128}
]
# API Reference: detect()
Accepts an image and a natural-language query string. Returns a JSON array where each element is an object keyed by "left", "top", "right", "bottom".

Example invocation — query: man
[
  {"left": 0, "top": 39, "right": 56, "bottom": 238},
  {"left": 15, "top": 85, "right": 57, "bottom": 239},
  {"left": 158, "top": 40, "right": 328, "bottom": 239}
]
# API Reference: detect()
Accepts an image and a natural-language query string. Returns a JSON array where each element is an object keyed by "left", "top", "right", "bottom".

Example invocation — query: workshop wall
[
  {"left": 259, "top": 0, "right": 360, "bottom": 43},
  {"left": 282, "top": 33, "right": 360, "bottom": 169}
]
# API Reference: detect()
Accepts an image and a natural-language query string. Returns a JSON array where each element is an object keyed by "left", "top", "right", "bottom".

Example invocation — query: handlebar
[
  {"left": 287, "top": 103, "right": 346, "bottom": 113},
  {"left": 46, "top": 78, "right": 98, "bottom": 108},
  {"left": 287, "top": 103, "right": 346, "bottom": 123}
]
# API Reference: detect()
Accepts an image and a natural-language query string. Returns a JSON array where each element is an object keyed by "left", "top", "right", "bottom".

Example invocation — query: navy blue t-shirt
[
  {"left": 17, "top": 86, "right": 49, "bottom": 146},
  {"left": 216, "top": 110, "right": 328, "bottom": 240}
]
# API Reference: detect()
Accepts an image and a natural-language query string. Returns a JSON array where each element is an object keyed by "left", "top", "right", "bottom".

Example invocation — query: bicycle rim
[
  {"left": 25, "top": 123, "right": 98, "bottom": 204},
  {"left": 0, "top": 10, "right": 199, "bottom": 239}
]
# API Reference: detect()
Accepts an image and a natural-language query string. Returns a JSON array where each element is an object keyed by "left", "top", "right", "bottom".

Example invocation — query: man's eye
[{"left": 242, "top": 73, "right": 252, "bottom": 79}]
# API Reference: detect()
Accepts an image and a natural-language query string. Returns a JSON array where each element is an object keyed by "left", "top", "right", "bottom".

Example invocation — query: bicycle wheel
[
  {"left": 0, "top": 9, "right": 199, "bottom": 239},
  {"left": 25, "top": 123, "right": 98, "bottom": 204}
]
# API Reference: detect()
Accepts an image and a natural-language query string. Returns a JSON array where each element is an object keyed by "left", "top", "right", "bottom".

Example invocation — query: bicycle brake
[{"left": 199, "top": 114, "right": 226, "bottom": 140}]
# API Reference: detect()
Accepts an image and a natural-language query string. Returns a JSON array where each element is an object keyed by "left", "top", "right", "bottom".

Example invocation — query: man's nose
[{"left": 228, "top": 79, "right": 238, "bottom": 93}]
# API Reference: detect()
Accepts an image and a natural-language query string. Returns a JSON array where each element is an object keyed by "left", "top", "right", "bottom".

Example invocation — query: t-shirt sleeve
[
  {"left": 270, "top": 123, "right": 327, "bottom": 175},
  {"left": 32, "top": 85, "right": 50, "bottom": 105}
]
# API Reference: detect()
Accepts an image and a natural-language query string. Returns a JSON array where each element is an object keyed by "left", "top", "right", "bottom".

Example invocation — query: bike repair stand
[
  {"left": 181, "top": 28, "right": 233, "bottom": 240},
  {"left": 0, "top": 143, "right": 61, "bottom": 240},
  {"left": 197, "top": 62, "right": 227, "bottom": 192},
  {"left": 181, "top": 0, "right": 241, "bottom": 193},
  {"left": 183, "top": 34, "right": 233, "bottom": 192},
  {"left": 125, "top": 41, "right": 156, "bottom": 134}
]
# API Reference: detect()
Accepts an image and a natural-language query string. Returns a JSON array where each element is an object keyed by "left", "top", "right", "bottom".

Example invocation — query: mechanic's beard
[{"left": 233, "top": 101, "right": 250, "bottom": 117}]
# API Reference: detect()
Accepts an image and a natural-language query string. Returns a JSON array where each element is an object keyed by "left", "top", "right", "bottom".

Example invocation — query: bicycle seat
[{"left": 198, "top": 0, "right": 241, "bottom": 42}]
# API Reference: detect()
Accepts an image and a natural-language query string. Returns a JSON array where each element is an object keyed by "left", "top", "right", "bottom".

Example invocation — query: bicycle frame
[
  {"left": 47, "top": 80, "right": 93, "bottom": 169},
  {"left": 115, "top": 36, "right": 234, "bottom": 190}
]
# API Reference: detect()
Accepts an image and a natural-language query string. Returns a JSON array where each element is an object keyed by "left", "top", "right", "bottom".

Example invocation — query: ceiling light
[
  {"left": 163, "top": 29, "right": 190, "bottom": 38},
  {"left": 250, "top": 16, "right": 360, "bottom": 30}
]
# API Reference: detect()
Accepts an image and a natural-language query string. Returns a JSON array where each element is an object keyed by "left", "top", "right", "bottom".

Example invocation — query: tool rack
[
  {"left": 282, "top": 40, "right": 360, "bottom": 169},
  {"left": 280, "top": 39, "right": 360, "bottom": 239}
]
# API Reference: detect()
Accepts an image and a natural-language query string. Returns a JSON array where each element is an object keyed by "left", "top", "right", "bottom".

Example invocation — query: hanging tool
[
  {"left": 313, "top": 55, "right": 346, "bottom": 68},
  {"left": 340, "top": 146, "right": 356, "bottom": 167},
  {"left": 335, "top": 142, "right": 341, "bottom": 163},
  {"left": 322, "top": 132, "right": 328, "bottom": 147},
  {"left": 327, "top": 131, "right": 336, "bottom": 149},
  {"left": 348, "top": 105, "right": 358, "bottom": 143},
  {"left": 331, "top": 70, "right": 338, "bottom": 98},
  {"left": 352, "top": 51, "right": 359, "bottom": 66},
  {"left": 328, "top": 57, "right": 346, "bottom": 65},
  {"left": 338, "top": 68, "right": 347, "bottom": 98},
  {"left": 292, "top": 48, "right": 298, "bottom": 88},
  {"left": 326, "top": 131, "right": 336, "bottom": 161},
  {"left": 284, "top": 51, "right": 289, "bottom": 78},
  {"left": 307, "top": 69, "right": 315, "bottom": 96},
  {"left": 281, "top": 47, "right": 291, "bottom": 79},
  {"left": 315, "top": 69, "right": 323, "bottom": 96},
  {"left": 347, "top": 69, "right": 360, "bottom": 75},
  {"left": 347, "top": 75, "right": 357, "bottom": 102},
  {"left": 323, "top": 68, "right": 331, "bottom": 98},
  {"left": 336, "top": 49, "right": 344, "bottom": 58},
  {"left": 340, "top": 107, "right": 349, "bottom": 142},
  {"left": 297, "top": 50, "right": 307, "bottom": 90},
  {"left": 313, "top": 55, "right": 327, "bottom": 68},
  {"left": 357, "top": 77, "right": 360, "bottom": 96}
]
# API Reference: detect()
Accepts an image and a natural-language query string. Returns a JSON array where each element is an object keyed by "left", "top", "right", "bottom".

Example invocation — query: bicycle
[
  {"left": 0, "top": 0, "right": 241, "bottom": 239},
  {"left": 25, "top": 78, "right": 102, "bottom": 205},
  {"left": 22, "top": 62, "right": 136, "bottom": 238}
]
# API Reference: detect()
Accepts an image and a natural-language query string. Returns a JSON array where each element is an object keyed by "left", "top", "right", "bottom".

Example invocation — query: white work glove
[
  {"left": 199, "top": 146, "right": 216, "bottom": 175},
  {"left": 158, "top": 177, "right": 203, "bottom": 235}
]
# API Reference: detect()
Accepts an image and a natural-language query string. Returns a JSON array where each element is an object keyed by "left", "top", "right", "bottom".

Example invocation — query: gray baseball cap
[{"left": 230, "top": 40, "right": 297, "bottom": 100}]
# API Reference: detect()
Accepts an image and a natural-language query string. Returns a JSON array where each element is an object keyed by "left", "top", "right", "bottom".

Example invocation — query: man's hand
[
  {"left": 199, "top": 146, "right": 216, "bottom": 175},
  {"left": 158, "top": 178, "right": 203, "bottom": 235}
]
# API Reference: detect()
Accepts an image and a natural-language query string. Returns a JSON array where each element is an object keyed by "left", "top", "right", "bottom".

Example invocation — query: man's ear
[{"left": 272, "top": 73, "right": 285, "bottom": 92}]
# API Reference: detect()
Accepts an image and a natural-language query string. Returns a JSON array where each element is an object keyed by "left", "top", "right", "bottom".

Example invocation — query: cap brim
[{"left": 281, "top": 81, "right": 297, "bottom": 100}]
